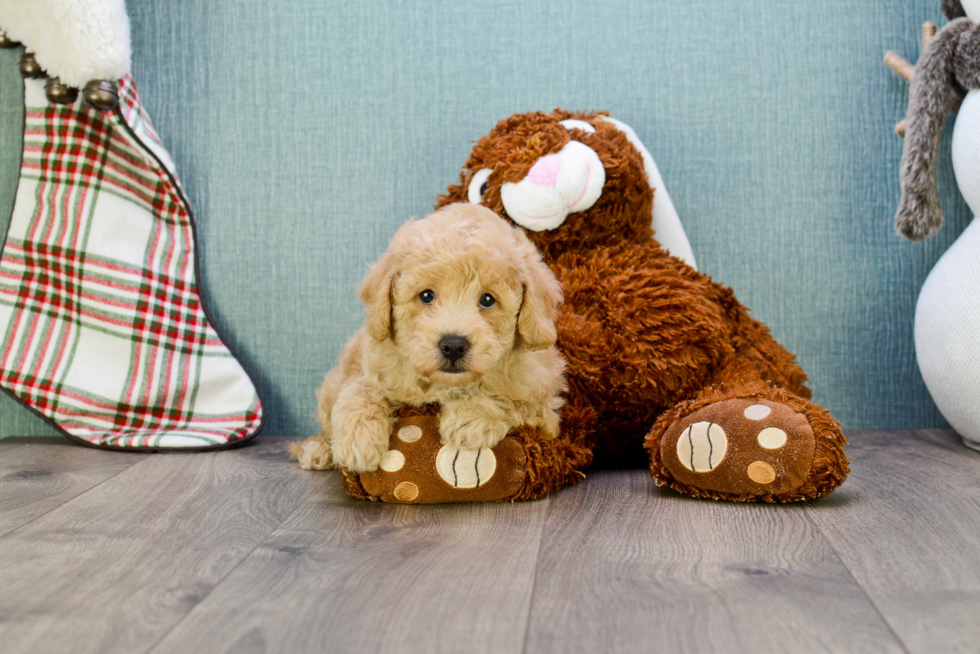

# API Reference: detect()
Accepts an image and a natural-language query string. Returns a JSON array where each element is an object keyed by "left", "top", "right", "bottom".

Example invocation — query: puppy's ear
[
  {"left": 359, "top": 219, "right": 418, "bottom": 341},
  {"left": 358, "top": 250, "right": 398, "bottom": 342},
  {"left": 515, "top": 231, "right": 563, "bottom": 351}
]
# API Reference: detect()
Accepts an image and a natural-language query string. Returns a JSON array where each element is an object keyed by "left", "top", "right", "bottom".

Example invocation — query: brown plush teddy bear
[{"left": 349, "top": 109, "right": 849, "bottom": 503}]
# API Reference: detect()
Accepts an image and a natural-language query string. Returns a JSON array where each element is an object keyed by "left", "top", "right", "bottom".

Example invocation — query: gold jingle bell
[
  {"left": 18, "top": 52, "right": 44, "bottom": 78},
  {"left": 83, "top": 80, "right": 119, "bottom": 111},
  {"left": 0, "top": 31, "right": 20, "bottom": 48},
  {"left": 45, "top": 77, "right": 79, "bottom": 105}
]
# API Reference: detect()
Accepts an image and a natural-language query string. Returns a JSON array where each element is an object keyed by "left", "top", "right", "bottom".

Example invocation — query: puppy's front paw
[
  {"left": 539, "top": 408, "right": 561, "bottom": 440},
  {"left": 332, "top": 419, "right": 391, "bottom": 472},
  {"left": 440, "top": 414, "right": 510, "bottom": 450}
]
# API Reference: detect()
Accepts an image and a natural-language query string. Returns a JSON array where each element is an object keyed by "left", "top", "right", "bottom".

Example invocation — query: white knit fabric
[{"left": 915, "top": 89, "right": 980, "bottom": 450}]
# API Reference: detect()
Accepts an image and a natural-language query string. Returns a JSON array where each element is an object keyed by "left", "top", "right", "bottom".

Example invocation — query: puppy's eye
[
  {"left": 467, "top": 169, "right": 493, "bottom": 204},
  {"left": 479, "top": 293, "right": 495, "bottom": 309},
  {"left": 419, "top": 290, "right": 435, "bottom": 305}
]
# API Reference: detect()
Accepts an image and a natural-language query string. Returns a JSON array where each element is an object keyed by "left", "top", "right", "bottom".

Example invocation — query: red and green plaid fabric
[{"left": 0, "top": 75, "right": 263, "bottom": 448}]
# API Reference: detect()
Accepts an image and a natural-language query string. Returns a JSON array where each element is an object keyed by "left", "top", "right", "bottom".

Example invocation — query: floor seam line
[
  {"left": 802, "top": 506, "right": 912, "bottom": 654},
  {"left": 520, "top": 494, "right": 552, "bottom": 654}
]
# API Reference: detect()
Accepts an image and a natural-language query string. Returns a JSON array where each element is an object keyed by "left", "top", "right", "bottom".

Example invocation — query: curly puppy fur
[{"left": 292, "top": 203, "right": 566, "bottom": 472}]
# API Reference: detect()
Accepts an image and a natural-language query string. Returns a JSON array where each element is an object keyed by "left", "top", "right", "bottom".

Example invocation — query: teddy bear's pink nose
[{"left": 526, "top": 155, "right": 562, "bottom": 188}]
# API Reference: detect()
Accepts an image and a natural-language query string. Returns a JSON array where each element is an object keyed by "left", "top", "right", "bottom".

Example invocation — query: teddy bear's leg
[
  {"left": 645, "top": 373, "right": 849, "bottom": 503},
  {"left": 642, "top": 289, "right": 848, "bottom": 502}
]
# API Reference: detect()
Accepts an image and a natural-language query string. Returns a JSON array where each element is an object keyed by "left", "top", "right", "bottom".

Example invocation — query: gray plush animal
[
  {"left": 891, "top": 0, "right": 980, "bottom": 452},
  {"left": 896, "top": 0, "right": 980, "bottom": 238}
]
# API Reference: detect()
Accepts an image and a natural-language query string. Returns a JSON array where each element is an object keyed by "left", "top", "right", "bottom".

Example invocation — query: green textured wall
[{"left": 0, "top": 0, "right": 965, "bottom": 437}]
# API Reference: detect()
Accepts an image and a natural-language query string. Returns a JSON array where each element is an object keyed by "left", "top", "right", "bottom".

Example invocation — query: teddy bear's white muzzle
[{"left": 500, "top": 140, "right": 605, "bottom": 231}]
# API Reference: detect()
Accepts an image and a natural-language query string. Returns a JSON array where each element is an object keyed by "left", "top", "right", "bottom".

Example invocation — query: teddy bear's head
[{"left": 436, "top": 110, "right": 655, "bottom": 258}]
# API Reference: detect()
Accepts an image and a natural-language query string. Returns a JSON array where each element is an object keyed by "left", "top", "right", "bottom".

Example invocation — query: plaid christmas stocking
[{"left": 0, "top": 73, "right": 264, "bottom": 449}]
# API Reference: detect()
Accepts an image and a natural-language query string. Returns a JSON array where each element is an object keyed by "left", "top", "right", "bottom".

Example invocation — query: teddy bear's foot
[
  {"left": 646, "top": 387, "right": 849, "bottom": 502},
  {"left": 344, "top": 411, "right": 527, "bottom": 503},
  {"left": 342, "top": 403, "right": 595, "bottom": 504}
]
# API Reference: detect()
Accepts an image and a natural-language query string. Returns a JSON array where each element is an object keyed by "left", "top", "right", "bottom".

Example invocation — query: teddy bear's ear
[
  {"left": 596, "top": 116, "right": 698, "bottom": 270},
  {"left": 514, "top": 230, "right": 563, "bottom": 351}
]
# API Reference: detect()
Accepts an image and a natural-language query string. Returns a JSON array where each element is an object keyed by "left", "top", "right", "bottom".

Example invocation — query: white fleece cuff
[{"left": 0, "top": 0, "right": 131, "bottom": 87}]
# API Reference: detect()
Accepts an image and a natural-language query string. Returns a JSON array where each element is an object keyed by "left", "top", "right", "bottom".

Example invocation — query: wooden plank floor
[{"left": 0, "top": 430, "right": 977, "bottom": 654}]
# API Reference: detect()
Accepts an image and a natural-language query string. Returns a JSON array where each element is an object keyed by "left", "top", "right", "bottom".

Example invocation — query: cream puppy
[{"left": 292, "top": 203, "right": 566, "bottom": 472}]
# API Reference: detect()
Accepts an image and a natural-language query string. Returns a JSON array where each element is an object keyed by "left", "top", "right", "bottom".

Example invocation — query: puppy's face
[
  {"left": 359, "top": 204, "right": 562, "bottom": 388},
  {"left": 392, "top": 254, "right": 523, "bottom": 386}
]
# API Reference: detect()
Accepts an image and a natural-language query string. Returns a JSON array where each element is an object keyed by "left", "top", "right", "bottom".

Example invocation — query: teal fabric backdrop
[{"left": 0, "top": 0, "right": 965, "bottom": 437}]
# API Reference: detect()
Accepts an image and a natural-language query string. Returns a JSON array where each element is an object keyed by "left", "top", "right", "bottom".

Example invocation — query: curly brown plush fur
[
  {"left": 507, "top": 395, "right": 595, "bottom": 501},
  {"left": 436, "top": 109, "right": 849, "bottom": 502}
]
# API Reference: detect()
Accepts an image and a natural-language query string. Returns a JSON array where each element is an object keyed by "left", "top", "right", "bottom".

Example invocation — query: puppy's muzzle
[{"left": 439, "top": 334, "right": 469, "bottom": 370}]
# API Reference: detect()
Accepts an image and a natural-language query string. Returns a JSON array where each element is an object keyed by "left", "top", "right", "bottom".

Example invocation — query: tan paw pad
[
  {"left": 747, "top": 461, "right": 776, "bottom": 484},
  {"left": 397, "top": 425, "right": 422, "bottom": 442},
  {"left": 379, "top": 449, "right": 405, "bottom": 472},
  {"left": 757, "top": 427, "right": 787, "bottom": 450},
  {"left": 676, "top": 422, "right": 728, "bottom": 472},
  {"left": 393, "top": 481, "right": 419, "bottom": 501},
  {"left": 435, "top": 446, "right": 496, "bottom": 488}
]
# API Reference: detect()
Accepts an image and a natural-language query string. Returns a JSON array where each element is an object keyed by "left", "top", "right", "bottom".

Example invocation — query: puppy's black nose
[{"left": 439, "top": 335, "right": 469, "bottom": 363}]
